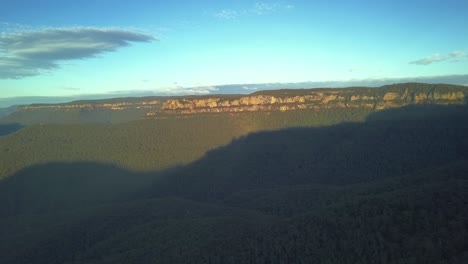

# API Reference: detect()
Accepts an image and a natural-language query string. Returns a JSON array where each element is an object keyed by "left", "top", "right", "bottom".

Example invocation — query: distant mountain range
[
  {"left": 1, "top": 82, "right": 467, "bottom": 125},
  {"left": 1, "top": 74, "right": 467, "bottom": 108}
]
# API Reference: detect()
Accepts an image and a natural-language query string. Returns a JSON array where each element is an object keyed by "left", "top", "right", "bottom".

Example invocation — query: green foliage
[
  {"left": 0, "top": 105, "right": 467, "bottom": 263},
  {"left": 148, "top": 106, "right": 468, "bottom": 201},
  {"left": 0, "top": 108, "right": 370, "bottom": 178}
]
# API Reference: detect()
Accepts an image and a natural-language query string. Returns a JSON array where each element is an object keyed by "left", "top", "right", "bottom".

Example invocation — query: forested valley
[{"left": 0, "top": 103, "right": 467, "bottom": 263}]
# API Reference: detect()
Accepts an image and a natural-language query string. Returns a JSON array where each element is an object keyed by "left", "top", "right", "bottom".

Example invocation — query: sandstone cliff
[{"left": 14, "top": 83, "right": 468, "bottom": 118}]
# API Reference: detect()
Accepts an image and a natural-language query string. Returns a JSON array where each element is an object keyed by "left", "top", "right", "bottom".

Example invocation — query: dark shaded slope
[
  {"left": 2, "top": 160, "right": 466, "bottom": 263},
  {"left": 0, "top": 197, "right": 275, "bottom": 264},
  {"left": 149, "top": 105, "right": 468, "bottom": 201},
  {"left": 0, "top": 162, "right": 156, "bottom": 217},
  {"left": 251, "top": 160, "right": 468, "bottom": 264},
  {"left": 1, "top": 105, "right": 467, "bottom": 217},
  {"left": 0, "top": 105, "right": 467, "bottom": 263},
  {"left": 366, "top": 103, "right": 468, "bottom": 121},
  {"left": 0, "top": 123, "right": 23, "bottom": 136}
]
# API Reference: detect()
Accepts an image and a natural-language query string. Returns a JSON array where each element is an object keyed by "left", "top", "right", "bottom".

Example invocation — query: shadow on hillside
[
  {"left": 1, "top": 104, "right": 468, "bottom": 216},
  {"left": 146, "top": 105, "right": 468, "bottom": 200},
  {"left": 0, "top": 162, "right": 159, "bottom": 216},
  {"left": 0, "top": 123, "right": 24, "bottom": 136},
  {"left": 366, "top": 104, "right": 468, "bottom": 122}
]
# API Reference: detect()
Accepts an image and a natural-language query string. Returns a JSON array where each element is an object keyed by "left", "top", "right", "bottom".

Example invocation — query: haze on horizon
[{"left": 1, "top": 0, "right": 468, "bottom": 100}]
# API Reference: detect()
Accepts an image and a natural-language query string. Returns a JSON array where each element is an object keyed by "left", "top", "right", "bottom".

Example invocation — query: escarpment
[
  {"left": 147, "top": 83, "right": 467, "bottom": 115},
  {"left": 11, "top": 83, "right": 468, "bottom": 120}
]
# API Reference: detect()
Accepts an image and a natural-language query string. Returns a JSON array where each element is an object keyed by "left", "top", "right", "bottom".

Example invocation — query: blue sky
[{"left": 1, "top": 0, "right": 468, "bottom": 99}]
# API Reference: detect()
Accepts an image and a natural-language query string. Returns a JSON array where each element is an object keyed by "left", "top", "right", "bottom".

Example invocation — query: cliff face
[
  {"left": 149, "top": 84, "right": 467, "bottom": 115},
  {"left": 14, "top": 83, "right": 468, "bottom": 118}
]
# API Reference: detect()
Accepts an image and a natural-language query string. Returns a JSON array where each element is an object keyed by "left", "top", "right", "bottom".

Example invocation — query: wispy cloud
[
  {"left": 253, "top": 2, "right": 294, "bottom": 15},
  {"left": 214, "top": 2, "right": 294, "bottom": 20},
  {"left": 214, "top": 9, "right": 241, "bottom": 20},
  {"left": 0, "top": 27, "right": 155, "bottom": 79},
  {"left": 242, "top": 86, "right": 258, "bottom": 90},
  {"left": 0, "top": 57, "right": 57, "bottom": 79},
  {"left": 159, "top": 85, "right": 220, "bottom": 95},
  {"left": 410, "top": 50, "right": 467, "bottom": 65}
]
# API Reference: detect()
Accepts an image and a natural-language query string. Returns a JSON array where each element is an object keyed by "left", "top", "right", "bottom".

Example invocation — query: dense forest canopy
[
  {"left": 0, "top": 103, "right": 467, "bottom": 263},
  {"left": 2, "top": 0, "right": 468, "bottom": 262},
  {"left": 1, "top": 83, "right": 467, "bottom": 178}
]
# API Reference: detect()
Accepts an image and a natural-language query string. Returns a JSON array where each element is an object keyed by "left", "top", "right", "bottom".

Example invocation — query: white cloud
[
  {"left": 410, "top": 50, "right": 467, "bottom": 65},
  {"left": 0, "top": 27, "right": 155, "bottom": 79},
  {"left": 159, "top": 85, "right": 220, "bottom": 95},
  {"left": 214, "top": 9, "right": 240, "bottom": 20},
  {"left": 242, "top": 86, "right": 258, "bottom": 90},
  {"left": 253, "top": 2, "right": 292, "bottom": 14},
  {"left": 214, "top": 2, "right": 294, "bottom": 19}
]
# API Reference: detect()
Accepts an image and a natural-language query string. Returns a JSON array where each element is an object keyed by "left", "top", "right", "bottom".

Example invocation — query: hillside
[
  {"left": 0, "top": 108, "right": 369, "bottom": 177},
  {"left": 1, "top": 83, "right": 467, "bottom": 178},
  {"left": 0, "top": 105, "right": 467, "bottom": 263},
  {"left": 1, "top": 83, "right": 467, "bottom": 125},
  {"left": 0, "top": 106, "right": 17, "bottom": 119}
]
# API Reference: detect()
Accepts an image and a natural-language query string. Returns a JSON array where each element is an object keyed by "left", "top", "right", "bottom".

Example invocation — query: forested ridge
[
  {"left": 0, "top": 105, "right": 467, "bottom": 263},
  {"left": 1, "top": 83, "right": 467, "bottom": 177},
  {"left": 0, "top": 108, "right": 370, "bottom": 177},
  {"left": 1, "top": 83, "right": 467, "bottom": 126}
]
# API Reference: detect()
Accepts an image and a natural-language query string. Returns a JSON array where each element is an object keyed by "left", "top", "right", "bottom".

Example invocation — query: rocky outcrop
[
  {"left": 15, "top": 83, "right": 468, "bottom": 117},
  {"left": 147, "top": 84, "right": 467, "bottom": 115}
]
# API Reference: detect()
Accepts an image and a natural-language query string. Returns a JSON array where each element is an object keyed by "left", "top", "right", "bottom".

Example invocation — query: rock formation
[{"left": 14, "top": 83, "right": 468, "bottom": 118}]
